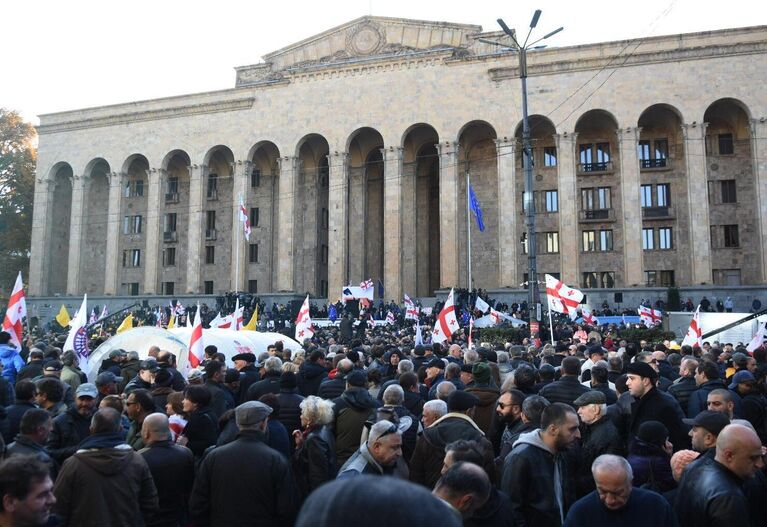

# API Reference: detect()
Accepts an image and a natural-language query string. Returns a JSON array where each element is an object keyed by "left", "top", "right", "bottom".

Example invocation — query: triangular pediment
[{"left": 263, "top": 16, "right": 481, "bottom": 71}]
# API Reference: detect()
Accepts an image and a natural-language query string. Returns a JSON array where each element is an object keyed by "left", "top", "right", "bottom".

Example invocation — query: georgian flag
[
  {"left": 475, "top": 296, "right": 490, "bottom": 314},
  {"left": 581, "top": 305, "right": 599, "bottom": 326},
  {"left": 187, "top": 304, "right": 204, "bottom": 372},
  {"left": 2, "top": 272, "right": 26, "bottom": 349},
  {"left": 342, "top": 284, "right": 374, "bottom": 302},
  {"left": 89, "top": 308, "right": 98, "bottom": 325},
  {"left": 681, "top": 306, "right": 703, "bottom": 348},
  {"left": 414, "top": 320, "right": 424, "bottom": 346},
  {"left": 238, "top": 196, "right": 251, "bottom": 242},
  {"left": 468, "top": 317, "right": 474, "bottom": 348},
  {"left": 639, "top": 305, "right": 663, "bottom": 326},
  {"left": 233, "top": 298, "right": 244, "bottom": 331},
  {"left": 208, "top": 312, "right": 230, "bottom": 329},
  {"left": 747, "top": 321, "right": 767, "bottom": 353},
  {"left": 404, "top": 294, "right": 419, "bottom": 321},
  {"left": 386, "top": 311, "right": 396, "bottom": 325},
  {"left": 173, "top": 301, "right": 185, "bottom": 317},
  {"left": 432, "top": 288, "right": 459, "bottom": 344},
  {"left": 295, "top": 295, "right": 314, "bottom": 341},
  {"left": 545, "top": 274, "right": 584, "bottom": 319}
]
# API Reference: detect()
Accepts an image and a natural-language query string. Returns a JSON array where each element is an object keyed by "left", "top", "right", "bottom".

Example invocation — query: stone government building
[{"left": 29, "top": 16, "right": 767, "bottom": 307}]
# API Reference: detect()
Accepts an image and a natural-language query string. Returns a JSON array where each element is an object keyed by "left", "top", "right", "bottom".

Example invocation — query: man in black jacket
[
  {"left": 317, "top": 358, "right": 352, "bottom": 400},
  {"left": 501, "top": 402, "right": 580, "bottom": 527},
  {"left": 573, "top": 391, "right": 623, "bottom": 497},
  {"left": 296, "top": 350, "right": 328, "bottom": 397},
  {"left": 246, "top": 356, "right": 283, "bottom": 402},
  {"left": 3, "top": 379, "right": 37, "bottom": 444},
  {"left": 203, "top": 360, "right": 231, "bottom": 419},
  {"left": 46, "top": 382, "right": 97, "bottom": 464},
  {"left": 668, "top": 358, "right": 698, "bottom": 416},
  {"left": 190, "top": 401, "right": 299, "bottom": 527},
  {"left": 140, "top": 413, "right": 195, "bottom": 527},
  {"left": 233, "top": 352, "right": 261, "bottom": 404},
  {"left": 675, "top": 423, "right": 763, "bottom": 526},
  {"left": 626, "top": 362, "right": 689, "bottom": 451},
  {"left": 539, "top": 357, "right": 591, "bottom": 408}
]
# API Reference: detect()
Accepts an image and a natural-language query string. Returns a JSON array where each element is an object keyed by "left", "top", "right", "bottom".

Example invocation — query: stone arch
[
  {"left": 458, "top": 121, "right": 499, "bottom": 289},
  {"left": 47, "top": 163, "right": 74, "bottom": 295},
  {"left": 514, "top": 115, "right": 557, "bottom": 169},
  {"left": 159, "top": 150, "right": 191, "bottom": 294},
  {"left": 637, "top": 104, "right": 684, "bottom": 169},
  {"left": 704, "top": 98, "right": 752, "bottom": 142},
  {"left": 574, "top": 109, "right": 619, "bottom": 171},
  {"left": 81, "top": 159, "right": 110, "bottom": 294},
  {"left": 201, "top": 145, "right": 235, "bottom": 295},
  {"left": 296, "top": 134, "right": 330, "bottom": 296},
  {"left": 402, "top": 124, "right": 440, "bottom": 296},
  {"left": 346, "top": 127, "right": 385, "bottom": 284}
]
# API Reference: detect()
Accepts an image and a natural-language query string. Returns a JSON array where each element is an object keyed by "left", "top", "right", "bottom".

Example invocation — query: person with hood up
[
  {"left": 332, "top": 370, "right": 380, "bottom": 467},
  {"left": 53, "top": 407, "right": 158, "bottom": 526},
  {"left": 465, "top": 363, "right": 500, "bottom": 435},
  {"left": 501, "top": 402, "right": 581, "bottom": 527},
  {"left": 410, "top": 390, "right": 495, "bottom": 490},
  {"left": 0, "top": 331, "right": 25, "bottom": 385}
]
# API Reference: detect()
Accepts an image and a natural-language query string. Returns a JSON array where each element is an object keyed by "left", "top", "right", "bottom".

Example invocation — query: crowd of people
[{"left": 0, "top": 305, "right": 765, "bottom": 526}]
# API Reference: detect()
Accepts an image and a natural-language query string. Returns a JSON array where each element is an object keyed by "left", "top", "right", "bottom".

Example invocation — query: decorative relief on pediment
[{"left": 346, "top": 21, "right": 386, "bottom": 56}]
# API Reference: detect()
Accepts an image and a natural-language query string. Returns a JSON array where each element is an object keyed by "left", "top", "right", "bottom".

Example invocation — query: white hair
[
  {"left": 592, "top": 454, "right": 633, "bottom": 482},
  {"left": 264, "top": 356, "right": 283, "bottom": 373},
  {"left": 398, "top": 359, "right": 414, "bottom": 374},
  {"left": 383, "top": 384, "right": 405, "bottom": 406},
  {"left": 423, "top": 399, "right": 447, "bottom": 418}
]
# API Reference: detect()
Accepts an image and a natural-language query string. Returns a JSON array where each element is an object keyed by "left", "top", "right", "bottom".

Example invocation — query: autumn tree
[{"left": 0, "top": 108, "right": 36, "bottom": 300}]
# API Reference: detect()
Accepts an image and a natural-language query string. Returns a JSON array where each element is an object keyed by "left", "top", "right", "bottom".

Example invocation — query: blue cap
[{"left": 729, "top": 370, "right": 756, "bottom": 389}]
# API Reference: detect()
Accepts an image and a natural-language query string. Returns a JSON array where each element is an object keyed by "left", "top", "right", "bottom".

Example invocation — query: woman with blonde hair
[{"left": 292, "top": 395, "right": 336, "bottom": 499}]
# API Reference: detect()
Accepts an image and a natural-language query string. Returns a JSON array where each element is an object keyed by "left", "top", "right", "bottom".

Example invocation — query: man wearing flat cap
[
  {"left": 232, "top": 352, "right": 260, "bottom": 404},
  {"left": 410, "top": 389, "right": 495, "bottom": 489},
  {"left": 573, "top": 391, "right": 623, "bottom": 496},
  {"left": 190, "top": 401, "right": 299, "bottom": 527},
  {"left": 626, "top": 361, "right": 688, "bottom": 451},
  {"left": 425, "top": 357, "right": 447, "bottom": 400}
]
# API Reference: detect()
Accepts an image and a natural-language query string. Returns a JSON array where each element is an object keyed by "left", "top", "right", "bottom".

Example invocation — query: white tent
[{"left": 168, "top": 328, "right": 301, "bottom": 365}]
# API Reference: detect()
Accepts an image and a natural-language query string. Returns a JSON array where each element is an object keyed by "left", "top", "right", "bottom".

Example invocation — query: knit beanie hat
[{"left": 637, "top": 420, "right": 669, "bottom": 447}]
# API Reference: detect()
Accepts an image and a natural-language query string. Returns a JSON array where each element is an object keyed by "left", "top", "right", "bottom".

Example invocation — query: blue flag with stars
[{"left": 469, "top": 184, "right": 485, "bottom": 232}]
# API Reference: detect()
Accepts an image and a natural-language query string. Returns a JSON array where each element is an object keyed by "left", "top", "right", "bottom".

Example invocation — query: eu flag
[{"left": 469, "top": 185, "right": 485, "bottom": 232}]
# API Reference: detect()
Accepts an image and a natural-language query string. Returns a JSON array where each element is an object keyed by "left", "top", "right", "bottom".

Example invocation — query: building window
[
  {"left": 124, "top": 179, "right": 144, "bottom": 198},
  {"left": 205, "top": 246, "right": 215, "bottom": 264},
  {"left": 162, "top": 282, "right": 174, "bottom": 295},
  {"left": 718, "top": 133, "right": 734, "bottom": 155},
  {"left": 320, "top": 280, "right": 328, "bottom": 298},
  {"left": 600, "top": 272, "right": 615, "bottom": 288},
  {"left": 122, "top": 215, "right": 142, "bottom": 235},
  {"left": 122, "top": 282, "right": 140, "bottom": 296},
  {"left": 167, "top": 176, "right": 179, "bottom": 195},
  {"left": 249, "top": 243, "right": 259, "bottom": 263},
  {"left": 660, "top": 270, "right": 675, "bottom": 286},
  {"left": 545, "top": 190, "right": 558, "bottom": 212},
  {"left": 539, "top": 232, "right": 559, "bottom": 254},
  {"left": 599, "top": 230, "right": 613, "bottom": 251},
  {"left": 204, "top": 281, "right": 214, "bottom": 294},
  {"left": 162, "top": 248, "right": 176, "bottom": 267},
  {"left": 582, "top": 272, "right": 598, "bottom": 288},
  {"left": 581, "top": 187, "right": 611, "bottom": 210},
  {"left": 321, "top": 244, "right": 328, "bottom": 264},
  {"left": 723, "top": 225, "right": 739, "bottom": 247},
  {"left": 251, "top": 168, "right": 261, "bottom": 188},
  {"left": 639, "top": 138, "right": 668, "bottom": 168},
  {"left": 321, "top": 207, "right": 329, "bottom": 229},
  {"left": 657, "top": 184, "right": 670, "bottom": 207},
  {"left": 658, "top": 227, "right": 673, "bottom": 250},
  {"left": 713, "top": 269, "right": 741, "bottom": 286},
  {"left": 248, "top": 280, "right": 258, "bottom": 294},
  {"left": 207, "top": 173, "right": 218, "bottom": 200},
  {"left": 640, "top": 185, "right": 652, "bottom": 208},
  {"left": 582, "top": 231, "right": 596, "bottom": 252},
  {"left": 644, "top": 270, "right": 657, "bottom": 287},
  {"left": 122, "top": 249, "right": 141, "bottom": 268},
  {"left": 521, "top": 233, "right": 528, "bottom": 255},
  {"left": 250, "top": 207, "right": 260, "bottom": 227},
  {"left": 579, "top": 143, "right": 611, "bottom": 171},
  {"left": 163, "top": 213, "right": 177, "bottom": 233},
  {"left": 721, "top": 180, "right": 737, "bottom": 203},
  {"left": 642, "top": 228, "right": 655, "bottom": 250},
  {"left": 206, "top": 210, "right": 216, "bottom": 231},
  {"left": 543, "top": 147, "right": 557, "bottom": 167}
]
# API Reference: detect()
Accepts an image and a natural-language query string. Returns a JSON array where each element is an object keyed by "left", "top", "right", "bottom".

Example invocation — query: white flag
[
  {"left": 386, "top": 311, "right": 395, "bottom": 325},
  {"left": 474, "top": 296, "right": 490, "bottom": 314},
  {"left": 681, "top": 306, "right": 703, "bottom": 348},
  {"left": 64, "top": 295, "right": 91, "bottom": 376},
  {"left": 545, "top": 274, "right": 583, "bottom": 317},
  {"left": 295, "top": 295, "right": 314, "bottom": 341},
  {"left": 432, "top": 289, "right": 459, "bottom": 344},
  {"left": 238, "top": 195, "right": 251, "bottom": 242},
  {"left": 747, "top": 322, "right": 766, "bottom": 352},
  {"left": 2, "top": 272, "right": 26, "bottom": 349},
  {"left": 414, "top": 321, "right": 424, "bottom": 346},
  {"left": 639, "top": 305, "right": 662, "bottom": 326}
]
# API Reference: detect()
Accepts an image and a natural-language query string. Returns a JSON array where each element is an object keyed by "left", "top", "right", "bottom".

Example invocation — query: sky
[{"left": 3, "top": 0, "right": 765, "bottom": 125}]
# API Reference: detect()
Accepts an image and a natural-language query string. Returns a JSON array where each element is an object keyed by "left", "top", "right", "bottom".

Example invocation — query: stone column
[
  {"left": 230, "top": 160, "right": 252, "bottom": 292},
  {"left": 66, "top": 175, "right": 86, "bottom": 295},
  {"left": 617, "top": 127, "right": 643, "bottom": 287},
  {"left": 496, "top": 138, "right": 517, "bottom": 287},
  {"left": 382, "top": 146, "right": 404, "bottom": 302},
  {"left": 186, "top": 164, "right": 207, "bottom": 294},
  {"left": 401, "top": 160, "right": 417, "bottom": 297},
  {"left": 682, "top": 123, "right": 712, "bottom": 285},
  {"left": 143, "top": 168, "right": 163, "bottom": 295},
  {"left": 277, "top": 156, "right": 297, "bottom": 292},
  {"left": 750, "top": 118, "right": 767, "bottom": 283},
  {"left": 327, "top": 152, "right": 349, "bottom": 298},
  {"left": 555, "top": 133, "right": 579, "bottom": 285},
  {"left": 437, "top": 142, "right": 460, "bottom": 288},
  {"left": 103, "top": 171, "right": 125, "bottom": 295},
  {"left": 29, "top": 178, "right": 53, "bottom": 296}
]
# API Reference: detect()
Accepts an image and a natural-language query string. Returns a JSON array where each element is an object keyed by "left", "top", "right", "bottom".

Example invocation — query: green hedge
[
  {"left": 477, "top": 327, "right": 529, "bottom": 346},
  {"left": 619, "top": 327, "right": 677, "bottom": 344}
]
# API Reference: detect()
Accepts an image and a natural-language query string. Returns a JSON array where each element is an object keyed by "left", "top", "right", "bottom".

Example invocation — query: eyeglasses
[{"left": 377, "top": 422, "right": 398, "bottom": 440}]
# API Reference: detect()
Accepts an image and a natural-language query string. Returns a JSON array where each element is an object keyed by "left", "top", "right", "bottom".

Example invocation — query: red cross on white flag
[
  {"left": 545, "top": 274, "right": 583, "bottom": 316},
  {"left": 2, "top": 272, "right": 26, "bottom": 349},
  {"left": 295, "top": 295, "right": 314, "bottom": 342},
  {"left": 432, "top": 288, "right": 458, "bottom": 344}
]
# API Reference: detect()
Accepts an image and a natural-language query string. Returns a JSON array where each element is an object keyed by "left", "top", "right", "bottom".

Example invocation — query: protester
[
  {"left": 433, "top": 461, "right": 492, "bottom": 520},
  {"left": 292, "top": 395, "right": 337, "bottom": 498},
  {"left": 0, "top": 457, "right": 57, "bottom": 527},
  {"left": 177, "top": 385, "right": 218, "bottom": 458},
  {"left": 337, "top": 419, "right": 407, "bottom": 479},
  {"left": 573, "top": 391, "right": 623, "bottom": 495},
  {"left": 46, "top": 382, "right": 97, "bottom": 464}
]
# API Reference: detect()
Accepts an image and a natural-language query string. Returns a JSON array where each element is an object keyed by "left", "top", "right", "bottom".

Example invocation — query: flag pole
[
  {"left": 548, "top": 309, "right": 555, "bottom": 345},
  {"left": 466, "top": 170, "right": 472, "bottom": 290},
  {"left": 235, "top": 193, "right": 241, "bottom": 295}
]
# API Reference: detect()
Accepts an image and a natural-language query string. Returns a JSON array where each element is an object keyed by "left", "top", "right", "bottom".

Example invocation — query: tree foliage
[{"left": 0, "top": 108, "right": 36, "bottom": 299}]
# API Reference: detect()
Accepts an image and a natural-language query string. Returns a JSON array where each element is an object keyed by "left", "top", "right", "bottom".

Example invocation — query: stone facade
[{"left": 29, "top": 17, "right": 767, "bottom": 302}]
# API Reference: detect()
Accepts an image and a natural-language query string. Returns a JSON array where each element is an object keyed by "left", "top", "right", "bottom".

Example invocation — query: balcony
[
  {"left": 577, "top": 161, "right": 613, "bottom": 175},
  {"left": 640, "top": 158, "right": 672, "bottom": 171},
  {"left": 165, "top": 192, "right": 179, "bottom": 204},
  {"left": 579, "top": 208, "right": 615, "bottom": 223},
  {"left": 642, "top": 206, "right": 675, "bottom": 219},
  {"left": 163, "top": 231, "right": 177, "bottom": 243},
  {"left": 205, "top": 229, "right": 217, "bottom": 241}
]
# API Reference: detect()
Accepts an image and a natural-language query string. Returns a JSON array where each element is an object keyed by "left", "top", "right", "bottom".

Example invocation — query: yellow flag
[
  {"left": 116, "top": 314, "right": 134, "bottom": 334},
  {"left": 167, "top": 314, "right": 176, "bottom": 329},
  {"left": 243, "top": 305, "right": 258, "bottom": 331},
  {"left": 55, "top": 305, "right": 71, "bottom": 328}
]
